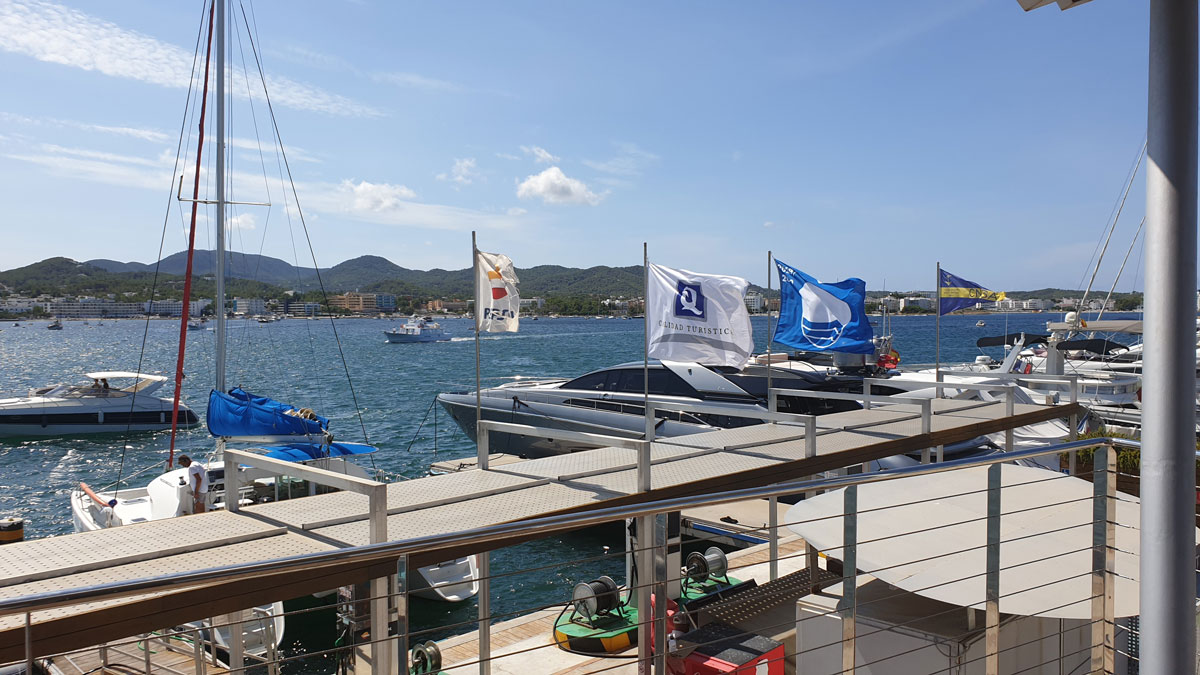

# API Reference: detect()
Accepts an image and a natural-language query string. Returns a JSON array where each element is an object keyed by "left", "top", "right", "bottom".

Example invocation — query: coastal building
[
  {"left": 375, "top": 294, "right": 397, "bottom": 312},
  {"left": 519, "top": 297, "right": 546, "bottom": 310},
  {"left": 145, "top": 299, "right": 212, "bottom": 317},
  {"left": 440, "top": 300, "right": 470, "bottom": 313},
  {"left": 329, "top": 292, "right": 377, "bottom": 314},
  {"left": 233, "top": 298, "right": 266, "bottom": 316},
  {"left": 745, "top": 291, "right": 765, "bottom": 312},
  {"left": 900, "top": 296, "right": 935, "bottom": 311},
  {"left": 876, "top": 296, "right": 901, "bottom": 312},
  {"left": 284, "top": 301, "right": 321, "bottom": 316}
]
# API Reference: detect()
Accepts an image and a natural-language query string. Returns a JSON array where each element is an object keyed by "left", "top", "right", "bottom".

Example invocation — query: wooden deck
[{"left": 0, "top": 397, "right": 1079, "bottom": 662}]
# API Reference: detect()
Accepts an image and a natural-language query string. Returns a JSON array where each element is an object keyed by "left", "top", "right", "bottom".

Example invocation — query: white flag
[
  {"left": 475, "top": 250, "right": 520, "bottom": 332},
  {"left": 647, "top": 263, "right": 754, "bottom": 369}
]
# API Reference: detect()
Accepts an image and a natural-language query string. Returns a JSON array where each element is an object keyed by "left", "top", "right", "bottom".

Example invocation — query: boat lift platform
[{"left": 0, "top": 396, "right": 1079, "bottom": 662}]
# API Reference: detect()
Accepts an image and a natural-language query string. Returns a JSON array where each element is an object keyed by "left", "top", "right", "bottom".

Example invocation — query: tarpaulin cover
[
  {"left": 261, "top": 442, "right": 377, "bottom": 463},
  {"left": 207, "top": 387, "right": 328, "bottom": 438}
]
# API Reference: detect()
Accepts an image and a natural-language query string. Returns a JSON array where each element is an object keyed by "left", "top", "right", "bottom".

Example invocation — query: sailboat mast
[{"left": 214, "top": 0, "right": 227, "bottom": 394}]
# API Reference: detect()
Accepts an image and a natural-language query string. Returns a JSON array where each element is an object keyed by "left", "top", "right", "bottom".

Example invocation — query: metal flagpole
[
  {"left": 766, "top": 251, "right": 773, "bottom": 396},
  {"left": 934, "top": 261, "right": 941, "bottom": 383},
  {"left": 643, "top": 243, "right": 650, "bottom": 438},
  {"left": 473, "top": 231, "right": 482, "bottom": 436}
]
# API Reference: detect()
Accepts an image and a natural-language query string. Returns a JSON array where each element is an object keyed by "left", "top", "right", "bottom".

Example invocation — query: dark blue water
[{"left": 0, "top": 310, "right": 1135, "bottom": 665}]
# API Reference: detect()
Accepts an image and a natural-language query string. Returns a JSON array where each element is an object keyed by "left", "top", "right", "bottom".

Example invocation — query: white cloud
[
  {"left": 583, "top": 141, "right": 658, "bottom": 177},
  {"left": 372, "top": 71, "right": 463, "bottom": 92},
  {"left": 763, "top": 221, "right": 776, "bottom": 228},
  {"left": 339, "top": 179, "right": 418, "bottom": 212},
  {"left": 228, "top": 213, "right": 256, "bottom": 231},
  {"left": 0, "top": 1, "right": 380, "bottom": 117},
  {"left": 516, "top": 166, "right": 603, "bottom": 206},
  {"left": 506, "top": 207, "right": 527, "bottom": 216},
  {"left": 495, "top": 152, "right": 520, "bottom": 161},
  {"left": 520, "top": 145, "right": 559, "bottom": 164},
  {"left": 41, "top": 143, "right": 165, "bottom": 167},
  {"left": 436, "top": 157, "right": 478, "bottom": 186},
  {"left": 0, "top": 111, "right": 169, "bottom": 142}
]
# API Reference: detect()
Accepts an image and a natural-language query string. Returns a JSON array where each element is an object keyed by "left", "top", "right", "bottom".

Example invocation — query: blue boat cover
[
  {"left": 207, "top": 388, "right": 329, "bottom": 438},
  {"left": 262, "top": 442, "right": 378, "bottom": 463}
]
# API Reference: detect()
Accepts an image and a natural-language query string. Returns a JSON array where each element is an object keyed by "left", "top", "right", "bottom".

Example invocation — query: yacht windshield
[{"left": 562, "top": 368, "right": 698, "bottom": 397}]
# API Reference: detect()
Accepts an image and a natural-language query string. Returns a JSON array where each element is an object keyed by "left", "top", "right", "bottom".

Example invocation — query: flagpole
[
  {"left": 765, "top": 250, "right": 773, "bottom": 397},
  {"left": 935, "top": 261, "right": 942, "bottom": 383},
  {"left": 473, "top": 231, "right": 482, "bottom": 441},
  {"left": 643, "top": 243, "right": 651, "bottom": 441}
]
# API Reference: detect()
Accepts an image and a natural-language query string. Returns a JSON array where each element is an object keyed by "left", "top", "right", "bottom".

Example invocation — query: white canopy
[
  {"left": 83, "top": 371, "right": 167, "bottom": 381},
  {"left": 1045, "top": 319, "right": 1143, "bottom": 334},
  {"left": 786, "top": 464, "right": 1185, "bottom": 619}
]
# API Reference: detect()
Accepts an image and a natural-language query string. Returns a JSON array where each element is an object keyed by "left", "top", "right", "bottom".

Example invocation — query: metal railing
[{"left": 2, "top": 435, "right": 1136, "bottom": 675}]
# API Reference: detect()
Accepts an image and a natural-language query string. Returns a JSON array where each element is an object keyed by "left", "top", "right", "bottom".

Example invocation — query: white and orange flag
[{"left": 475, "top": 250, "right": 520, "bottom": 332}]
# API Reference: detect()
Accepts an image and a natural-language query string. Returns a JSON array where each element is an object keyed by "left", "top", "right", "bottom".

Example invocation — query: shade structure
[{"left": 785, "top": 464, "right": 1189, "bottom": 619}]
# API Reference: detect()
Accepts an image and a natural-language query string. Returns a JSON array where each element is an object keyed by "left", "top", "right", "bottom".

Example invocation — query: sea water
[{"left": 0, "top": 311, "right": 1134, "bottom": 668}]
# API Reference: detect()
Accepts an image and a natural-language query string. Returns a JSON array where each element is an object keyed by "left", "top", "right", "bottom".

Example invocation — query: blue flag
[
  {"left": 939, "top": 269, "right": 1005, "bottom": 316},
  {"left": 774, "top": 259, "right": 874, "bottom": 354}
]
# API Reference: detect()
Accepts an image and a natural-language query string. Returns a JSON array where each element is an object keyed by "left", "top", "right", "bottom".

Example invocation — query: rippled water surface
[{"left": 0, "top": 310, "right": 1130, "bottom": 665}]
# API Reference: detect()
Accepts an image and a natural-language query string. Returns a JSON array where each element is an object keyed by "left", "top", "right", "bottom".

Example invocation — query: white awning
[
  {"left": 786, "top": 464, "right": 1184, "bottom": 619},
  {"left": 83, "top": 371, "right": 167, "bottom": 381},
  {"left": 1046, "top": 320, "right": 1143, "bottom": 334}
]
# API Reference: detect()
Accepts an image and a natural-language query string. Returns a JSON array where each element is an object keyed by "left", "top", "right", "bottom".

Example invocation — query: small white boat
[
  {"left": 384, "top": 320, "right": 449, "bottom": 343},
  {"left": 976, "top": 320, "right": 986, "bottom": 327},
  {"left": 47, "top": 318, "right": 63, "bottom": 330},
  {"left": 0, "top": 371, "right": 198, "bottom": 437}
]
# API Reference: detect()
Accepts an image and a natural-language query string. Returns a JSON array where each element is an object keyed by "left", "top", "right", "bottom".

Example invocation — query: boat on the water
[
  {"left": 0, "top": 371, "right": 198, "bottom": 437},
  {"left": 976, "top": 319, "right": 986, "bottom": 327},
  {"left": 47, "top": 319, "right": 62, "bottom": 330},
  {"left": 385, "top": 320, "right": 449, "bottom": 343},
  {"left": 437, "top": 359, "right": 869, "bottom": 458}
]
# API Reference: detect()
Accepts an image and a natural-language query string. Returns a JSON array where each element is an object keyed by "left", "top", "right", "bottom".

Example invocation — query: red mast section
[{"left": 168, "top": 0, "right": 217, "bottom": 470}]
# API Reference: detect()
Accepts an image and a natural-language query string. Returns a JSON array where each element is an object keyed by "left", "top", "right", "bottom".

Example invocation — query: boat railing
[{"left": 2, "top": 435, "right": 1140, "bottom": 675}]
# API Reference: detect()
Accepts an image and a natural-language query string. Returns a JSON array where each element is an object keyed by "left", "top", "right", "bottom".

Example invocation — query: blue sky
[{"left": 0, "top": 0, "right": 1160, "bottom": 292}]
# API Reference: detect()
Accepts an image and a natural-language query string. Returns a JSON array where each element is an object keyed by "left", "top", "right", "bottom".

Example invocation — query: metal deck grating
[
  {"left": 0, "top": 532, "right": 334, "bottom": 630},
  {"left": 0, "top": 511, "right": 284, "bottom": 587}
]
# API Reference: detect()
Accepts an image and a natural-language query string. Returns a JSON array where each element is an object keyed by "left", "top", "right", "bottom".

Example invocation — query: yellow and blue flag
[{"left": 939, "top": 269, "right": 1005, "bottom": 316}]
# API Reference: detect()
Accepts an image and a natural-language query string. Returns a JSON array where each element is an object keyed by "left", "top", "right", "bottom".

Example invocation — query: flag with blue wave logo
[
  {"left": 939, "top": 268, "right": 1005, "bottom": 316},
  {"left": 774, "top": 259, "right": 874, "bottom": 354}
]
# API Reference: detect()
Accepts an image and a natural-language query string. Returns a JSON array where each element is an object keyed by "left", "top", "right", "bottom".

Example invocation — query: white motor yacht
[
  {"left": 0, "top": 371, "right": 198, "bottom": 438},
  {"left": 437, "top": 360, "right": 873, "bottom": 458}
]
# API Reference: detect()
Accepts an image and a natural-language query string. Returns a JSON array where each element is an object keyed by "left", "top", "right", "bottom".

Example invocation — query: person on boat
[
  {"left": 100, "top": 378, "right": 110, "bottom": 393},
  {"left": 90, "top": 378, "right": 101, "bottom": 391},
  {"left": 178, "top": 455, "right": 208, "bottom": 514}
]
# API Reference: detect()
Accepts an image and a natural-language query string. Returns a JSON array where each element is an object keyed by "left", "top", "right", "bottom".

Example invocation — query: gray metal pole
[
  {"left": 473, "top": 231, "right": 482, "bottom": 459},
  {"left": 766, "top": 251, "right": 773, "bottom": 399},
  {"left": 1141, "top": 2, "right": 1198, "bottom": 674},
  {"left": 934, "top": 261, "right": 941, "bottom": 383},
  {"left": 214, "top": 0, "right": 226, "bottom": 395},
  {"left": 643, "top": 244, "right": 651, "bottom": 440}
]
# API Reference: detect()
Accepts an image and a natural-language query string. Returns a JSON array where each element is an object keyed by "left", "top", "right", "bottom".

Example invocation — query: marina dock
[{"left": 0, "top": 396, "right": 1078, "bottom": 663}]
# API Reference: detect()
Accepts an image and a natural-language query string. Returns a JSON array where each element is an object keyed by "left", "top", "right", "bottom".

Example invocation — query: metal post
[
  {"left": 935, "top": 261, "right": 942, "bottom": 382},
  {"left": 473, "top": 231, "right": 484, "bottom": 470},
  {"left": 985, "top": 463, "right": 1001, "bottom": 675},
  {"left": 636, "top": 514, "right": 654, "bottom": 674},
  {"left": 643, "top": 244, "right": 652, "bottom": 449},
  {"left": 1142, "top": 4, "right": 1198, "bottom": 672},
  {"left": 192, "top": 629, "right": 206, "bottom": 675},
  {"left": 229, "top": 614, "right": 244, "bottom": 674},
  {"left": 1091, "top": 444, "right": 1116, "bottom": 673},
  {"left": 766, "top": 250, "right": 774, "bottom": 403},
  {"left": 921, "top": 399, "right": 931, "bottom": 464},
  {"left": 840, "top": 485, "right": 857, "bottom": 675},
  {"left": 645, "top": 402, "right": 656, "bottom": 442},
  {"left": 653, "top": 513, "right": 668, "bottom": 675},
  {"left": 637, "top": 439, "right": 651, "bottom": 493},
  {"left": 862, "top": 380, "right": 872, "bottom": 411},
  {"left": 769, "top": 493, "right": 779, "bottom": 581},
  {"left": 24, "top": 612, "right": 32, "bottom": 675},
  {"left": 477, "top": 423, "right": 489, "bottom": 471},
  {"left": 367, "top": 484, "right": 390, "bottom": 675},
  {"left": 226, "top": 459, "right": 239, "bottom": 514},
  {"left": 478, "top": 552, "right": 490, "bottom": 675},
  {"left": 143, "top": 633, "right": 153, "bottom": 674},
  {"left": 1004, "top": 386, "right": 1015, "bottom": 453},
  {"left": 214, "top": 0, "right": 226, "bottom": 394},
  {"left": 396, "top": 556, "right": 408, "bottom": 675}
]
